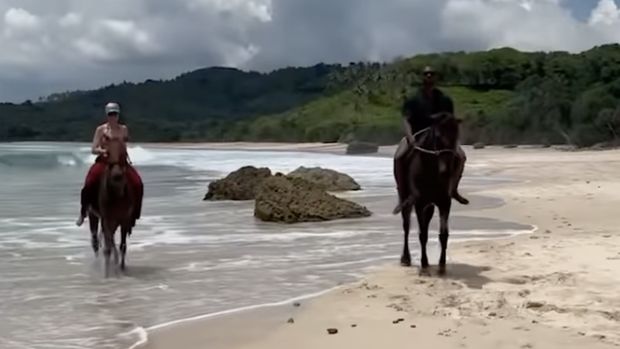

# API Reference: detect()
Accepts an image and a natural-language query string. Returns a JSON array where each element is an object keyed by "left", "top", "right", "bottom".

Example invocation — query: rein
[{"left": 410, "top": 127, "right": 456, "bottom": 156}]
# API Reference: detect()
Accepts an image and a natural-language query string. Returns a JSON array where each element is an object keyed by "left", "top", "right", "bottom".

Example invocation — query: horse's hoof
[
  {"left": 418, "top": 268, "right": 431, "bottom": 277},
  {"left": 438, "top": 265, "right": 447, "bottom": 275},
  {"left": 400, "top": 256, "right": 412, "bottom": 267}
]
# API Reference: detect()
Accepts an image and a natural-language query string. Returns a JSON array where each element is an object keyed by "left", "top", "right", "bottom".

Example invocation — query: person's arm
[
  {"left": 122, "top": 125, "right": 129, "bottom": 142},
  {"left": 91, "top": 127, "right": 107, "bottom": 156},
  {"left": 444, "top": 95, "right": 455, "bottom": 114},
  {"left": 401, "top": 100, "right": 416, "bottom": 144}
]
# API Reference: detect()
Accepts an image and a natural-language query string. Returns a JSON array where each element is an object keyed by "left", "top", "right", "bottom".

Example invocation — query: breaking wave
[{"left": 0, "top": 146, "right": 154, "bottom": 169}]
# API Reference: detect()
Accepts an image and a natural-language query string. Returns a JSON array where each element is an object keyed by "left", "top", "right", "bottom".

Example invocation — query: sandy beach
[{"left": 141, "top": 144, "right": 620, "bottom": 349}]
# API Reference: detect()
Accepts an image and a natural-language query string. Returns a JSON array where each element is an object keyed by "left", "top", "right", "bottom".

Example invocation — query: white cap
[{"left": 105, "top": 102, "right": 120, "bottom": 115}]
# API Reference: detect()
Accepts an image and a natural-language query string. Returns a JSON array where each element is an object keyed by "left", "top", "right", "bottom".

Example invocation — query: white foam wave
[
  {"left": 145, "top": 285, "right": 342, "bottom": 332},
  {"left": 124, "top": 327, "right": 148, "bottom": 349}
]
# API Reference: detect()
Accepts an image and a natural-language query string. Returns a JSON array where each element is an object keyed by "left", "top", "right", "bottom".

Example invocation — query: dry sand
[{"left": 142, "top": 144, "right": 620, "bottom": 349}]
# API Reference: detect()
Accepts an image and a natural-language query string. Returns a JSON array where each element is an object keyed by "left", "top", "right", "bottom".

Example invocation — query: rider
[
  {"left": 393, "top": 66, "right": 468, "bottom": 211},
  {"left": 76, "top": 102, "right": 144, "bottom": 227}
]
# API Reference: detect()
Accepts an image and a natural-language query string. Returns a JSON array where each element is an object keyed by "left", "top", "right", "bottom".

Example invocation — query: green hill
[{"left": 2, "top": 44, "right": 620, "bottom": 147}]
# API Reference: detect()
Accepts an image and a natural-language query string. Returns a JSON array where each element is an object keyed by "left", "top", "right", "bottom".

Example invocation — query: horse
[
  {"left": 88, "top": 138, "right": 135, "bottom": 277},
  {"left": 395, "top": 112, "right": 463, "bottom": 274}
]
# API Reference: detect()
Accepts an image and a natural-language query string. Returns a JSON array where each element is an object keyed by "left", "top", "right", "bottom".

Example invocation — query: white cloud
[
  {"left": 74, "top": 38, "right": 114, "bottom": 61},
  {"left": 3, "top": 7, "right": 40, "bottom": 39},
  {"left": 0, "top": 0, "right": 618, "bottom": 102},
  {"left": 4, "top": 7, "right": 39, "bottom": 30},
  {"left": 59, "top": 12, "right": 82, "bottom": 27},
  {"left": 188, "top": 0, "right": 272, "bottom": 22},
  {"left": 589, "top": 0, "right": 620, "bottom": 25}
]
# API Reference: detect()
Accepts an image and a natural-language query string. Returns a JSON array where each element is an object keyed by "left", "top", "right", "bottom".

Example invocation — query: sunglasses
[
  {"left": 424, "top": 72, "right": 435, "bottom": 77},
  {"left": 107, "top": 112, "right": 119, "bottom": 116}
]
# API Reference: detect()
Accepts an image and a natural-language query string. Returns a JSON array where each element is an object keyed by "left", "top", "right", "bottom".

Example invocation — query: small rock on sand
[
  {"left": 526, "top": 301, "right": 545, "bottom": 309},
  {"left": 293, "top": 302, "right": 301, "bottom": 307},
  {"left": 287, "top": 318, "right": 295, "bottom": 324},
  {"left": 327, "top": 328, "right": 338, "bottom": 335}
]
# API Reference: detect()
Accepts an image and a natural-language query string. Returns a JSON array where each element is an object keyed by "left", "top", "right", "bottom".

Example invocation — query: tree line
[{"left": 1, "top": 44, "right": 620, "bottom": 147}]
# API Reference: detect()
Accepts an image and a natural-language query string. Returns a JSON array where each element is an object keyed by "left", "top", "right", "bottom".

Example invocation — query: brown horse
[
  {"left": 396, "top": 112, "right": 463, "bottom": 274},
  {"left": 88, "top": 138, "right": 135, "bottom": 277}
]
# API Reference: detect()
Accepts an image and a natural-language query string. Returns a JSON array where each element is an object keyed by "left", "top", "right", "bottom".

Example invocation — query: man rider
[
  {"left": 393, "top": 66, "right": 468, "bottom": 212},
  {"left": 76, "top": 102, "right": 144, "bottom": 227}
]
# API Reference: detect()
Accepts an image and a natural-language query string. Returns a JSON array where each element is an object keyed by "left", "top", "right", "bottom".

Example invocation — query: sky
[{"left": 0, "top": 0, "right": 617, "bottom": 102}]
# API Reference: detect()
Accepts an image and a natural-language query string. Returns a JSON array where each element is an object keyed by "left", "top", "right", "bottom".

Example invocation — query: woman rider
[{"left": 76, "top": 102, "right": 143, "bottom": 227}]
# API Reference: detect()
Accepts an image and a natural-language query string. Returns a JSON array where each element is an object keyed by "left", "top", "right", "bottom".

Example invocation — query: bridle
[{"left": 409, "top": 119, "right": 457, "bottom": 156}]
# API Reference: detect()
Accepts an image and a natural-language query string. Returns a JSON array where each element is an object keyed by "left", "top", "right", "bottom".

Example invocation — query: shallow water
[{"left": 0, "top": 142, "right": 531, "bottom": 349}]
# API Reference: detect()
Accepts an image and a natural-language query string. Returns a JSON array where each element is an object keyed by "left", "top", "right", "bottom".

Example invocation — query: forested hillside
[{"left": 2, "top": 44, "right": 620, "bottom": 147}]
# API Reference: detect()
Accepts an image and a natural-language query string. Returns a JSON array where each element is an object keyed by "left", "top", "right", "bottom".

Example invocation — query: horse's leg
[
  {"left": 111, "top": 224, "right": 119, "bottom": 267},
  {"left": 438, "top": 199, "right": 452, "bottom": 275},
  {"left": 400, "top": 204, "right": 413, "bottom": 267},
  {"left": 120, "top": 226, "right": 129, "bottom": 271},
  {"left": 416, "top": 203, "right": 434, "bottom": 270},
  {"left": 102, "top": 225, "right": 113, "bottom": 278},
  {"left": 88, "top": 212, "right": 99, "bottom": 257}
]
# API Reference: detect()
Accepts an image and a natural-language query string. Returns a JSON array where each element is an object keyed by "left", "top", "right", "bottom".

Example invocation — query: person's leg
[
  {"left": 77, "top": 162, "right": 106, "bottom": 226},
  {"left": 392, "top": 137, "right": 410, "bottom": 214},
  {"left": 451, "top": 144, "right": 469, "bottom": 205}
]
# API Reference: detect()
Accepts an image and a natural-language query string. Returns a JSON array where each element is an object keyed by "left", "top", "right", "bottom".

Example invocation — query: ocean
[{"left": 0, "top": 142, "right": 532, "bottom": 349}]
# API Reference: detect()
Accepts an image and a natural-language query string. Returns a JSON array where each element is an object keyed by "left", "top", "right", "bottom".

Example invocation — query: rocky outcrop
[
  {"left": 203, "top": 166, "right": 272, "bottom": 201},
  {"left": 254, "top": 174, "right": 372, "bottom": 224},
  {"left": 287, "top": 166, "right": 361, "bottom": 191},
  {"left": 346, "top": 141, "right": 379, "bottom": 155}
]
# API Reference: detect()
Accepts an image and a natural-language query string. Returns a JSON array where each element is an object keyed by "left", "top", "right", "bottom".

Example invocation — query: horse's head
[
  {"left": 433, "top": 112, "right": 462, "bottom": 149},
  {"left": 420, "top": 112, "right": 462, "bottom": 151},
  {"left": 104, "top": 139, "right": 129, "bottom": 195}
]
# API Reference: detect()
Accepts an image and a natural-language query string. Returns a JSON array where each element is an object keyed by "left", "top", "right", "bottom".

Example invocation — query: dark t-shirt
[{"left": 401, "top": 88, "right": 454, "bottom": 133}]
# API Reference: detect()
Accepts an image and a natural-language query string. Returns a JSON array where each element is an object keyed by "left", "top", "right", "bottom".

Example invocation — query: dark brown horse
[
  {"left": 88, "top": 139, "right": 135, "bottom": 277},
  {"left": 395, "top": 112, "right": 463, "bottom": 274}
]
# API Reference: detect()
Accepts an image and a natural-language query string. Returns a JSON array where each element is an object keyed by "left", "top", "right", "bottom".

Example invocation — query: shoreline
[
  {"left": 138, "top": 145, "right": 620, "bottom": 349},
  {"left": 137, "top": 231, "right": 539, "bottom": 349},
  {"left": 135, "top": 226, "right": 537, "bottom": 349}
]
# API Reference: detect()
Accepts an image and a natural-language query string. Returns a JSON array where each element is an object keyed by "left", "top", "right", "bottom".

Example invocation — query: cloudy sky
[{"left": 0, "top": 0, "right": 617, "bottom": 102}]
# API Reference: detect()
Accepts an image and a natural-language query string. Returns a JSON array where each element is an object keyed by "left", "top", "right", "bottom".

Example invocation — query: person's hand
[{"left": 406, "top": 134, "right": 415, "bottom": 145}]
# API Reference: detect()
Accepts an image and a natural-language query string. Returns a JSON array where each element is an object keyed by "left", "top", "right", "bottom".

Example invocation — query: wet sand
[{"left": 141, "top": 145, "right": 620, "bottom": 349}]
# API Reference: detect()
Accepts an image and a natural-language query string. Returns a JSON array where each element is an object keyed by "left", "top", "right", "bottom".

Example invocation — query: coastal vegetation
[{"left": 2, "top": 44, "right": 620, "bottom": 148}]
